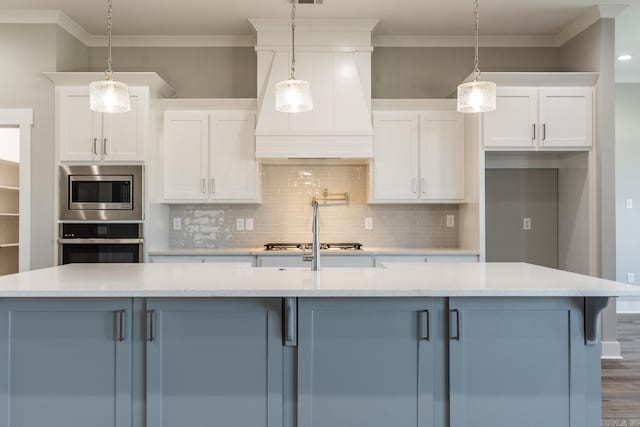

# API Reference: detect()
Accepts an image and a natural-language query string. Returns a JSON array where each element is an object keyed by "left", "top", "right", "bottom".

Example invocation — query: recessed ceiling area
[{"left": 0, "top": 0, "right": 601, "bottom": 37}]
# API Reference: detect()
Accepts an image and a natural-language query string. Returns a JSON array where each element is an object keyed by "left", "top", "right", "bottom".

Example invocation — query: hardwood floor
[{"left": 602, "top": 314, "right": 640, "bottom": 426}]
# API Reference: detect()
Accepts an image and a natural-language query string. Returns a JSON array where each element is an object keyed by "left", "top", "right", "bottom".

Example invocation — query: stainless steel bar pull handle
[
  {"left": 412, "top": 178, "right": 417, "bottom": 194},
  {"left": 542, "top": 123, "right": 547, "bottom": 141},
  {"left": 283, "top": 298, "right": 297, "bottom": 347},
  {"left": 532, "top": 124, "right": 536, "bottom": 141},
  {"left": 419, "top": 310, "right": 430, "bottom": 341},
  {"left": 210, "top": 178, "right": 216, "bottom": 194},
  {"left": 421, "top": 178, "right": 426, "bottom": 195},
  {"left": 103, "top": 138, "right": 108, "bottom": 155},
  {"left": 93, "top": 138, "right": 99, "bottom": 155},
  {"left": 116, "top": 310, "right": 126, "bottom": 342},
  {"left": 147, "top": 310, "right": 156, "bottom": 342},
  {"left": 450, "top": 309, "right": 460, "bottom": 341},
  {"left": 201, "top": 178, "right": 207, "bottom": 194}
]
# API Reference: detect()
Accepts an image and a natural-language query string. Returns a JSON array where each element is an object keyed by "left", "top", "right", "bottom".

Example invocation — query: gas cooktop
[{"left": 264, "top": 243, "right": 363, "bottom": 251}]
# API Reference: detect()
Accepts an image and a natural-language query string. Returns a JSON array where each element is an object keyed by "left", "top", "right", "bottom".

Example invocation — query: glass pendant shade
[
  {"left": 457, "top": 80, "right": 496, "bottom": 113},
  {"left": 275, "top": 79, "right": 313, "bottom": 113},
  {"left": 90, "top": 79, "right": 130, "bottom": 113}
]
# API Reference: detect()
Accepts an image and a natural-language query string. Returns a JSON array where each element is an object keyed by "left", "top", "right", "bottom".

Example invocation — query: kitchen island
[{"left": 0, "top": 262, "right": 637, "bottom": 427}]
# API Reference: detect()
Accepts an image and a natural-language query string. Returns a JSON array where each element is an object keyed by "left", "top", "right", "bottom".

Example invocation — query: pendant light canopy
[
  {"left": 90, "top": 0, "right": 130, "bottom": 114},
  {"left": 457, "top": 0, "right": 496, "bottom": 113},
  {"left": 275, "top": 0, "right": 313, "bottom": 113}
]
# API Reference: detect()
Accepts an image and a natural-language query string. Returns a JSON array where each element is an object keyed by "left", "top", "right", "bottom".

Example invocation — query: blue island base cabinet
[{"left": 0, "top": 297, "right": 600, "bottom": 427}]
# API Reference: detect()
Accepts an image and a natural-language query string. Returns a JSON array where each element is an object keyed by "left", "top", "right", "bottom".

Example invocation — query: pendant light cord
[
  {"left": 290, "top": 0, "right": 297, "bottom": 80},
  {"left": 473, "top": 0, "right": 481, "bottom": 81},
  {"left": 105, "top": 0, "right": 114, "bottom": 80}
]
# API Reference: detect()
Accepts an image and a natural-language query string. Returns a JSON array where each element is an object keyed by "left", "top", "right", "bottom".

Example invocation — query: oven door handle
[{"left": 58, "top": 238, "right": 145, "bottom": 244}]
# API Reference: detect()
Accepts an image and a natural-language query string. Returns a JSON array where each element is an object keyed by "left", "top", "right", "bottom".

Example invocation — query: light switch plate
[
  {"left": 245, "top": 218, "right": 254, "bottom": 231},
  {"left": 364, "top": 217, "right": 373, "bottom": 230},
  {"left": 173, "top": 218, "right": 182, "bottom": 231},
  {"left": 236, "top": 218, "right": 245, "bottom": 231},
  {"left": 523, "top": 218, "right": 532, "bottom": 231},
  {"left": 627, "top": 199, "right": 634, "bottom": 209},
  {"left": 446, "top": 215, "right": 455, "bottom": 228},
  {"left": 628, "top": 273, "right": 635, "bottom": 284}
]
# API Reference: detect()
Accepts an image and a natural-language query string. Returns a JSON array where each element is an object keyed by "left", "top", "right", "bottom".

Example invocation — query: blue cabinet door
[
  {"left": 297, "top": 298, "right": 447, "bottom": 427},
  {"left": 145, "top": 298, "right": 283, "bottom": 427},
  {"left": 0, "top": 298, "right": 132, "bottom": 427},
  {"left": 448, "top": 297, "right": 599, "bottom": 427}
]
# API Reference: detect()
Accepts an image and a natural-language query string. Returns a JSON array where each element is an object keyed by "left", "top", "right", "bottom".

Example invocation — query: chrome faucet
[{"left": 302, "top": 200, "right": 320, "bottom": 271}]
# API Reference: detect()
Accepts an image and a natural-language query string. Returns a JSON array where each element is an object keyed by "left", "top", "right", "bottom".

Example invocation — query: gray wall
[
  {"left": 56, "top": 26, "right": 89, "bottom": 72},
  {"left": 0, "top": 24, "right": 57, "bottom": 270},
  {"left": 485, "top": 169, "right": 559, "bottom": 269},
  {"left": 373, "top": 47, "right": 563, "bottom": 98},
  {"left": 615, "top": 83, "right": 640, "bottom": 286},
  {"left": 87, "top": 47, "right": 257, "bottom": 98}
]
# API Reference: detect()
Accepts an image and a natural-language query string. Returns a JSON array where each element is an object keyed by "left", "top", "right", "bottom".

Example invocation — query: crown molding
[
  {"left": 0, "top": 4, "right": 628, "bottom": 49},
  {"left": 373, "top": 35, "right": 558, "bottom": 48},
  {"left": 85, "top": 34, "right": 256, "bottom": 47}
]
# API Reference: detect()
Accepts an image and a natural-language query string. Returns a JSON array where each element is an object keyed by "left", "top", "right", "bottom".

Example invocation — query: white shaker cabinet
[
  {"left": 370, "top": 110, "right": 465, "bottom": 203},
  {"left": 483, "top": 87, "right": 593, "bottom": 150},
  {"left": 163, "top": 110, "right": 259, "bottom": 203},
  {"left": 58, "top": 86, "right": 146, "bottom": 162},
  {"left": 371, "top": 112, "right": 419, "bottom": 201},
  {"left": 539, "top": 88, "right": 593, "bottom": 148}
]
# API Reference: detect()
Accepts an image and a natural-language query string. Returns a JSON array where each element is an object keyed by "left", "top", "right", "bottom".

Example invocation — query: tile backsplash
[{"left": 169, "top": 165, "right": 459, "bottom": 249}]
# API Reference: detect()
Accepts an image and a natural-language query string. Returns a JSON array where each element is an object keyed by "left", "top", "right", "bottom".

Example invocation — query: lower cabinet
[
  {"left": 0, "top": 297, "right": 600, "bottom": 427},
  {"left": 145, "top": 298, "right": 283, "bottom": 427},
  {"left": 0, "top": 298, "right": 132, "bottom": 427},
  {"left": 297, "top": 298, "right": 447, "bottom": 427},
  {"left": 448, "top": 297, "right": 598, "bottom": 427}
]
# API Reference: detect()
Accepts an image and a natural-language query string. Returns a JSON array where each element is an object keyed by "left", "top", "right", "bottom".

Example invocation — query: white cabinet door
[
  {"left": 102, "top": 88, "right": 146, "bottom": 161},
  {"left": 419, "top": 111, "right": 465, "bottom": 200},
  {"left": 426, "top": 255, "right": 479, "bottom": 262},
  {"left": 163, "top": 112, "right": 209, "bottom": 200},
  {"left": 149, "top": 256, "right": 204, "bottom": 263},
  {"left": 483, "top": 88, "right": 539, "bottom": 148},
  {"left": 372, "top": 112, "right": 419, "bottom": 201},
  {"left": 59, "top": 88, "right": 102, "bottom": 161},
  {"left": 209, "top": 111, "right": 258, "bottom": 201},
  {"left": 539, "top": 88, "right": 592, "bottom": 148}
]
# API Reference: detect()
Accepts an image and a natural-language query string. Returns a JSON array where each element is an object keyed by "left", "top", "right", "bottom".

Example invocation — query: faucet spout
[{"left": 303, "top": 199, "right": 321, "bottom": 271}]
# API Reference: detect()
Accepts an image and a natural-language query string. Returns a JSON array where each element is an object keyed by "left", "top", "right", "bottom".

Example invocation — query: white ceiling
[
  {"left": 616, "top": 2, "right": 640, "bottom": 81},
  {"left": 0, "top": 0, "right": 606, "bottom": 37}
]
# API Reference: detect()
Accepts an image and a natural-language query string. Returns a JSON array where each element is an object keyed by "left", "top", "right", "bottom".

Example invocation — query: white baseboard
[
  {"left": 601, "top": 340, "right": 623, "bottom": 359},
  {"left": 616, "top": 297, "right": 640, "bottom": 313}
]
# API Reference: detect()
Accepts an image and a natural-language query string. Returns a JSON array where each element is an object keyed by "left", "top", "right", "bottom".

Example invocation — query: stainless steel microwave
[{"left": 59, "top": 165, "right": 143, "bottom": 220}]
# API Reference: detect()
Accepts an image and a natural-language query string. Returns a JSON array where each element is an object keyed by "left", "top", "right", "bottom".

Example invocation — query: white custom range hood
[{"left": 250, "top": 19, "right": 378, "bottom": 159}]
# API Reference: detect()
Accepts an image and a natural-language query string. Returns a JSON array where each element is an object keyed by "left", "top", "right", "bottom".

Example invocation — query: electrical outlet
[
  {"left": 628, "top": 273, "right": 635, "bottom": 284},
  {"left": 245, "top": 218, "right": 254, "bottom": 231},
  {"left": 523, "top": 218, "right": 532, "bottom": 231},
  {"left": 236, "top": 218, "right": 245, "bottom": 231},
  {"left": 173, "top": 218, "right": 182, "bottom": 231},
  {"left": 364, "top": 217, "right": 373, "bottom": 230},
  {"left": 446, "top": 215, "right": 455, "bottom": 228},
  {"left": 627, "top": 199, "right": 634, "bottom": 209}
]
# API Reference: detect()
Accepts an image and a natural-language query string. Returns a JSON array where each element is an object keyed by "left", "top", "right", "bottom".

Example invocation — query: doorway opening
[{"left": 0, "top": 127, "right": 20, "bottom": 275}]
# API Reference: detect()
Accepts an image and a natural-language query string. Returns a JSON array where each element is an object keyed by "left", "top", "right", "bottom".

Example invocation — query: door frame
[{"left": 0, "top": 109, "right": 32, "bottom": 272}]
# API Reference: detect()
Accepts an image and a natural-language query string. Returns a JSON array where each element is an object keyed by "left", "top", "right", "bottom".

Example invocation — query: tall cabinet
[{"left": 0, "top": 158, "right": 19, "bottom": 275}]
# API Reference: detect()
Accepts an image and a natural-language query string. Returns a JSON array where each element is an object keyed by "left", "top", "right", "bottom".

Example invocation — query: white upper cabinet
[
  {"left": 58, "top": 86, "right": 147, "bottom": 162},
  {"left": 209, "top": 112, "right": 258, "bottom": 201},
  {"left": 539, "top": 88, "right": 593, "bottom": 148},
  {"left": 163, "top": 110, "right": 259, "bottom": 203},
  {"left": 483, "top": 86, "right": 593, "bottom": 150},
  {"left": 370, "top": 110, "right": 466, "bottom": 204},
  {"left": 372, "top": 112, "right": 419, "bottom": 201},
  {"left": 483, "top": 88, "right": 538, "bottom": 148},
  {"left": 163, "top": 112, "right": 209, "bottom": 201},
  {"left": 419, "top": 111, "right": 465, "bottom": 200}
]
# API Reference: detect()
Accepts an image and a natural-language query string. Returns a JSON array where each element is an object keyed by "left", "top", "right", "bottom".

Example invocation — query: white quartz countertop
[
  {"left": 147, "top": 247, "right": 480, "bottom": 256},
  {"left": 0, "top": 262, "right": 637, "bottom": 297}
]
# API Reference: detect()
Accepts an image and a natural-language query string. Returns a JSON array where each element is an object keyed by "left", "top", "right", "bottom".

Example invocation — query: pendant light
[
  {"left": 89, "top": 0, "right": 130, "bottom": 113},
  {"left": 275, "top": 0, "right": 313, "bottom": 113},
  {"left": 457, "top": 0, "right": 496, "bottom": 113}
]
